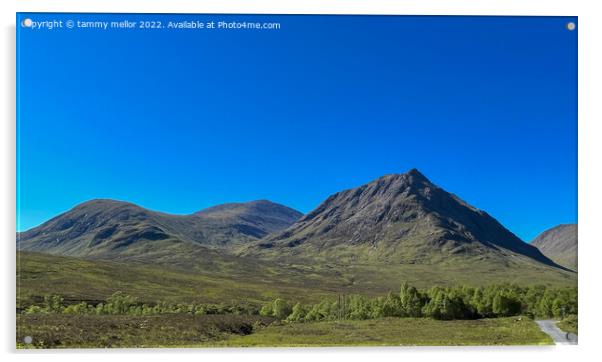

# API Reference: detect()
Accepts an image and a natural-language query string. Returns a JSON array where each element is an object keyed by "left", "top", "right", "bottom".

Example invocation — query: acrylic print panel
[{"left": 16, "top": 13, "right": 577, "bottom": 348}]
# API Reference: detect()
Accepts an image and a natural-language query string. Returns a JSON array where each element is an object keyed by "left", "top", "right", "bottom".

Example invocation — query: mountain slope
[
  {"left": 17, "top": 199, "right": 302, "bottom": 258},
  {"left": 17, "top": 248, "right": 576, "bottom": 312},
  {"left": 531, "top": 224, "right": 577, "bottom": 271},
  {"left": 241, "top": 169, "right": 562, "bottom": 270},
  {"left": 196, "top": 200, "right": 304, "bottom": 236}
]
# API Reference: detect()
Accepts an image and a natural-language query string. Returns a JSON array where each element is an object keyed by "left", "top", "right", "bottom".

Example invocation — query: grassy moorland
[
  {"left": 16, "top": 251, "right": 343, "bottom": 308},
  {"left": 16, "top": 250, "right": 576, "bottom": 348},
  {"left": 16, "top": 274, "right": 575, "bottom": 348},
  {"left": 217, "top": 317, "right": 553, "bottom": 347},
  {"left": 17, "top": 251, "right": 576, "bottom": 310},
  {"left": 16, "top": 315, "right": 551, "bottom": 348},
  {"left": 16, "top": 314, "right": 274, "bottom": 348}
]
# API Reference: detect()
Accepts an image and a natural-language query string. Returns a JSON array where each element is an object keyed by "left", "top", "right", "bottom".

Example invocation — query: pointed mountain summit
[
  {"left": 17, "top": 199, "right": 302, "bottom": 257},
  {"left": 243, "top": 169, "right": 560, "bottom": 268}
]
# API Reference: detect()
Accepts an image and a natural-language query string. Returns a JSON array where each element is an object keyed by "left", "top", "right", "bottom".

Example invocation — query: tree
[
  {"left": 286, "top": 302, "right": 307, "bottom": 322},
  {"left": 422, "top": 288, "right": 464, "bottom": 320},
  {"left": 382, "top": 292, "right": 403, "bottom": 317},
  {"left": 347, "top": 295, "right": 371, "bottom": 320},
  {"left": 401, "top": 285, "right": 423, "bottom": 317},
  {"left": 259, "top": 303, "right": 272, "bottom": 317},
  {"left": 471, "top": 288, "right": 493, "bottom": 317},
  {"left": 317, "top": 300, "right": 334, "bottom": 320},
  {"left": 304, "top": 304, "right": 322, "bottom": 321},
  {"left": 24, "top": 305, "right": 46, "bottom": 315},
  {"left": 272, "top": 298, "right": 292, "bottom": 320},
  {"left": 105, "top": 292, "right": 137, "bottom": 314},
  {"left": 537, "top": 293, "right": 554, "bottom": 318},
  {"left": 64, "top": 302, "right": 92, "bottom": 315},
  {"left": 194, "top": 306, "right": 207, "bottom": 316},
  {"left": 43, "top": 295, "right": 64, "bottom": 313},
  {"left": 492, "top": 293, "right": 521, "bottom": 317},
  {"left": 370, "top": 297, "right": 385, "bottom": 319},
  {"left": 521, "top": 285, "right": 546, "bottom": 317}
]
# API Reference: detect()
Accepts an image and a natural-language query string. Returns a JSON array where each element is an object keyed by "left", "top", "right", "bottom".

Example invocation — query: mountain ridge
[
  {"left": 18, "top": 169, "right": 569, "bottom": 274},
  {"left": 17, "top": 198, "right": 303, "bottom": 257},
  {"left": 531, "top": 224, "right": 577, "bottom": 271},
  {"left": 241, "top": 169, "right": 563, "bottom": 270}
]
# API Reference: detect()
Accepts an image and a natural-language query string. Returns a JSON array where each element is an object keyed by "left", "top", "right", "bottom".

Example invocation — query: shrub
[{"left": 272, "top": 298, "right": 292, "bottom": 320}]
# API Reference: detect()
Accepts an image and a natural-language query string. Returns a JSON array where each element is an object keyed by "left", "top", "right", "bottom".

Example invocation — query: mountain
[
  {"left": 195, "top": 200, "right": 303, "bottom": 235},
  {"left": 241, "top": 169, "right": 562, "bottom": 269},
  {"left": 531, "top": 224, "right": 577, "bottom": 271},
  {"left": 17, "top": 199, "right": 302, "bottom": 258},
  {"left": 16, "top": 171, "right": 576, "bottom": 300}
]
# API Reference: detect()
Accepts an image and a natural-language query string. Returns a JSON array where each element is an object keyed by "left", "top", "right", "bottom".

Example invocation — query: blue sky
[{"left": 17, "top": 14, "right": 577, "bottom": 241}]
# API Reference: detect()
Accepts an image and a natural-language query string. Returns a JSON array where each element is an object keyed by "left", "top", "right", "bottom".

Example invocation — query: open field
[
  {"left": 17, "top": 315, "right": 552, "bottom": 348},
  {"left": 16, "top": 250, "right": 575, "bottom": 348},
  {"left": 17, "top": 251, "right": 576, "bottom": 310},
  {"left": 17, "top": 314, "right": 275, "bottom": 348},
  {"left": 217, "top": 317, "right": 553, "bottom": 347},
  {"left": 16, "top": 251, "right": 343, "bottom": 308}
]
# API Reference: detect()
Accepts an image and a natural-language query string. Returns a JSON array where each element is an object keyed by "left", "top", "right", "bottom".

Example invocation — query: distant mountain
[
  {"left": 242, "top": 169, "right": 562, "bottom": 269},
  {"left": 16, "top": 171, "right": 575, "bottom": 292},
  {"left": 17, "top": 199, "right": 302, "bottom": 258},
  {"left": 531, "top": 224, "right": 577, "bottom": 271},
  {"left": 196, "top": 200, "right": 303, "bottom": 235}
]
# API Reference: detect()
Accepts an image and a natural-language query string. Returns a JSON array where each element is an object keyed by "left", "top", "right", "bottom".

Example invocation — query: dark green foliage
[
  {"left": 273, "top": 283, "right": 577, "bottom": 323},
  {"left": 492, "top": 294, "right": 521, "bottom": 317},
  {"left": 422, "top": 286, "right": 469, "bottom": 320},
  {"left": 20, "top": 283, "right": 577, "bottom": 324},
  {"left": 24, "top": 292, "right": 261, "bottom": 317}
]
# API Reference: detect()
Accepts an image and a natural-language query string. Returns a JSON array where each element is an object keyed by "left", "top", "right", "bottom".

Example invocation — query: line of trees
[
  {"left": 22, "top": 283, "right": 577, "bottom": 322},
  {"left": 22, "top": 292, "right": 259, "bottom": 316},
  {"left": 260, "top": 283, "right": 577, "bottom": 322}
]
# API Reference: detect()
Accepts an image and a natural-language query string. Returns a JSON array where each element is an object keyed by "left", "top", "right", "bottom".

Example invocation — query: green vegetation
[
  {"left": 16, "top": 251, "right": 343, "bottom": 309},
  {"left": 17, "top": 314, "right": 552, "bottom": 348},
  {"left": 217, "top": 317, "right": 552, "bottom": 346},
  {"left": 21, "top": 283, "right": 577, "bottom": 323},
  {"left": 557, "top": 315, "right": 578, "bottom": 334},
  {"left": 256, "top": 283, "right": 577, "bottom": 322},
  {"left": 17, "top": 314, "right": 274, "bottom": 348},
  {"left": 16, "top": 252, "right": 577, "bottom": 348},
  {"left": 17, "top": 251, "right": 576, "bottom": 312},
  {"left": 22, "top": 292, "right": 260, "bottom": 316},
  {"left": 16, "top": 285, "right": 576, "bottom": 348}
]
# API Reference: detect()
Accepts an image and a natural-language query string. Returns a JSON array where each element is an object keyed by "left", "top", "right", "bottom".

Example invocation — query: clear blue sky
[{"left": 17, "top": 14, "right": 577, "bottom": 241}]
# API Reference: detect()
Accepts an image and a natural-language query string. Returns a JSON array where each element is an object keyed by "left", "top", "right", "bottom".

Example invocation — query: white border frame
[{"left": 2, "top": 1, "right": 601, "bottom": 361}]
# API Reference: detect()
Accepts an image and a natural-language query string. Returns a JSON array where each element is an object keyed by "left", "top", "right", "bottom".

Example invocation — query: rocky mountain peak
[{"left": 247, "top": 169, "right": 561, "bottom": 269}]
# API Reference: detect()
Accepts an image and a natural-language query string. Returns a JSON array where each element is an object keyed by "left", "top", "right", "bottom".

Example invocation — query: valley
[{"left": 16, "top": 169, "right": 578, "bottom": 348}]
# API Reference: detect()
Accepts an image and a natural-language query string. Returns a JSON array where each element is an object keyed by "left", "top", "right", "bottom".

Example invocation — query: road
[{"left": 535, "top": 320, "right": 577, "bottom": 345}]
